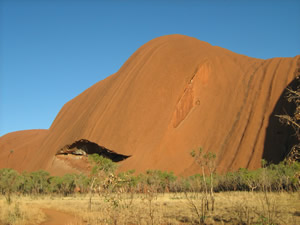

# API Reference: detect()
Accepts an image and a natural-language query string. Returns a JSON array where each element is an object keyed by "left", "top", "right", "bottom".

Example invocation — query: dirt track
[{"left": 40, "top": 208, "right": 84, "bottom": 225}]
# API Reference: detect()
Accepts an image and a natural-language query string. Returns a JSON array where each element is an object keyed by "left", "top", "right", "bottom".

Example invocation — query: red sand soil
[
  {"left": 0, "top": 35, "right": 299, "bottom": 175},
  {"left": 40, "top": 208, "right": 85, "bottom": 225}
]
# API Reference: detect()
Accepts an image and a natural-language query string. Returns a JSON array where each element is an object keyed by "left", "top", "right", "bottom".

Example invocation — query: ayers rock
[{"left": 1, "top": 34, "right": 299, "bottom": 176}]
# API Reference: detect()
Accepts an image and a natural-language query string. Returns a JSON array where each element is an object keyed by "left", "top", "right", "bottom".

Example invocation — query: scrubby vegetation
[
  {"left": 0, "top": 157, "right": 299, "bottom": 198},
  {"left": 0, "top": 155, "right": 299, "bottom": 225}
]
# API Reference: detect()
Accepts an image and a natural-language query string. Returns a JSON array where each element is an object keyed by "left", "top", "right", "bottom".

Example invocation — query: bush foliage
[{"left": 0, "top": 159, "right": 299, "bottom": 198}]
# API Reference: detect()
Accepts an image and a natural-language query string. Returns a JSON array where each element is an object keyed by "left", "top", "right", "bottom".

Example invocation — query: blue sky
[{"left": 1, "top": 0, "right": 300, "bottom": 136}]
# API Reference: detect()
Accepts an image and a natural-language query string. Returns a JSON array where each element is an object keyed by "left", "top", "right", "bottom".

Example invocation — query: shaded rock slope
[{"left": 1, "top": 35, "right": 299, "bottom": 175}]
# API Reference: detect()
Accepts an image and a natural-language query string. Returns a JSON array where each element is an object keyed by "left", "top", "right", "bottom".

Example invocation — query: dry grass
[
  {"left": 0, "top": 198, "right": 45, "bottom": 225},
  {"left": 0, "top": 192, "right": 299, "bottom": 225},
  {"left": 212, "top": 191, "right": 300, "bottom": 224}
]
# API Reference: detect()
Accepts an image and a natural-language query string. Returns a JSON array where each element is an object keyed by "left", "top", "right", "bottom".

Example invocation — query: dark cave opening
[{"left": 56, "top": 139, "right": 130, "bottom": 162}]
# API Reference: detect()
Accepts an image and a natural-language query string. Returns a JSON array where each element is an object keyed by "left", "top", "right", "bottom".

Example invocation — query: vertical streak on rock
[
  {"left": 217, "top": 60, "right": 267, "bottom": 166},
  {"left": 245, "top": 59, "right": 282, "bottom": 168}
]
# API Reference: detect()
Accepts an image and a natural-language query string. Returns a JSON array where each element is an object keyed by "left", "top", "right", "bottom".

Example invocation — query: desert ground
[{"left": 0, "top": 192, "right": 299, "bottom": 225}]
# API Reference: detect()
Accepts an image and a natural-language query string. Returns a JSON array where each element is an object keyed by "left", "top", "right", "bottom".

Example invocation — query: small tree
[
  {"left": 48, "top": 176, "right": 63, "bottom": 194},
  {"left": 203, "top": 152, "right": 216, "bottom": 211},
  {"left": 60, "top": 173, "right": 76, "bottom": 196},
  {"left": 187, "top": 148, "right": 217, "bottom": 224},
  {"left": 88, "top": 154, "right": 117, "bottom": 211},
  {"left": 191, "top": 148, "right": 216, "bottom": 211},
  {"left": 30, "top": 170, "right": 50, "bottom": 195},
  {"left": 0, "top": 169, "right": 21, "bottom": 204},
  {"left": 74, "top": 173, "right": 90, "bottom": 193},
  {"left": 238, "top": 168, "right": 259, "bottom": 192}
]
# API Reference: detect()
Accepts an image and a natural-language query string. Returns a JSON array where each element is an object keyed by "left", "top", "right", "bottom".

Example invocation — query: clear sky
[{"left": 1, "top": 0, "right": 300, "bottom": 136}]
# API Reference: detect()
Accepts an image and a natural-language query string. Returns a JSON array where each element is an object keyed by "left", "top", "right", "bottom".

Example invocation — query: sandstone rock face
[
  {"left": 1, "top": 35, "right": 299, "bottom": 175},
  {"left": 0, "top": 130, "right": 48, "bottom": 171}
]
